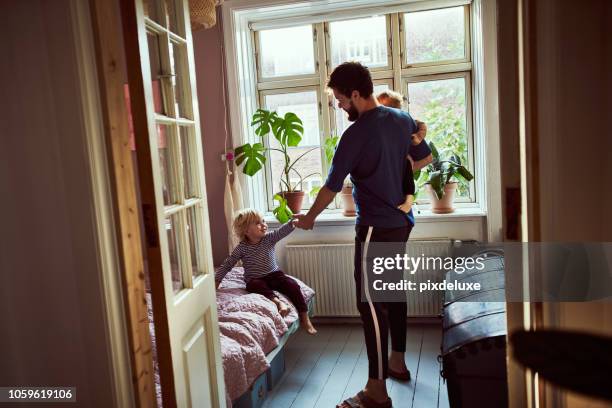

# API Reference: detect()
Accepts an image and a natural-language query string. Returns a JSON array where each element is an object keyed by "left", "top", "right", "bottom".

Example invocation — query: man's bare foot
[
  {"left": 273, "top": 298, "right": 290, "bottom": 316},
  {"left": 299, "top": 313, "right": 317, "bottom": 335},
  {"left": 336, "top": 389, "right": 391, "bottom": 408}
]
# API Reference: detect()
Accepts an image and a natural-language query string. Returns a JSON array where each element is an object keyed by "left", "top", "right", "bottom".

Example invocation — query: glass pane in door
[
  {"left": 170, "top": 41, "right": 190, "bottom": 118},
  {"left": 147, "top": 33, "right": 167, "bottom": 115},
  {"left": 164, "top": 0, "right": 182, "bottom": 35},
  {"left": 186, "top": 206, "right": 203, "bottom": 278},
  {"left": 165, "top": 215, "right": 184, "bottom": 293},
  {"left": 179, "top": 126, "right": 198, "bottom": 199},
  {"left": 157, "top": 124, "right": 179, "bottom": 205}
]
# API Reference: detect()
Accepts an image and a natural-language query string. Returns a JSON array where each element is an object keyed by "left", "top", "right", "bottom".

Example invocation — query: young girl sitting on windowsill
[{"left": 215, "top": 209, "right": 317, "bottom": 335}]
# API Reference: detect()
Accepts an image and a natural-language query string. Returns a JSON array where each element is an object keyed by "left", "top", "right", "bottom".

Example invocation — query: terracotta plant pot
[
  {"left": 426, "top": 182, "right": 458, "bottom": 214},
  {"left": 340, "top": 185, "right": 357, "bottom": 216},
  {"left": 280, "top": 191, "right": 305, "bottom": 214}
]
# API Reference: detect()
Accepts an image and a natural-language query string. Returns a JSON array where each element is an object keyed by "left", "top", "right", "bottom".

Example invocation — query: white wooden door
[{"left": 124, "top": 0, "right": 225, "bottom": 406}]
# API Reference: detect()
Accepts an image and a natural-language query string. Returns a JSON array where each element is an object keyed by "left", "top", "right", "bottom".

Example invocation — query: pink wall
[
  {"left": 193, "top": 14, "right": 230, "bottom": 266},
  {"left": 1, "top": 1, "right": 116, "bottom": 404}
]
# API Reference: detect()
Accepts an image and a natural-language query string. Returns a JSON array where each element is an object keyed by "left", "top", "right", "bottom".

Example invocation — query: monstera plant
[
  {"left": 234, "top": 109, "right": 319, "bottom": 222},
  {"left": 415, "top": 141, "right": 474, "bottom": 214}
]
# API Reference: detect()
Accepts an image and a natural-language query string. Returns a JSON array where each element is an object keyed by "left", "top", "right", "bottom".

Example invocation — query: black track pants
[{"left": 354, "top": 224, "right": 412, "bottom": 380}]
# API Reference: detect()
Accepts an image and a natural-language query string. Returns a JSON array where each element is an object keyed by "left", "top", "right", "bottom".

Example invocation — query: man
[{"left": 294, "top": 62, "right": 432, "bottom": 408}]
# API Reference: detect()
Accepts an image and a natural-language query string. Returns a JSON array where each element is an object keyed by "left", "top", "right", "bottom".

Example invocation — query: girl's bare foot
[
  {"left": 273, "top": 298, "right": 290, "bottom": 316},
  {"left": 299, "top": 312, "right": 317, "bottom": 335}
]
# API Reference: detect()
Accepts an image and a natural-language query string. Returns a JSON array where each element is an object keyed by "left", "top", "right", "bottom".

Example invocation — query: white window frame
[
  {"left": 258, "top": 86, "right": 326, "bottom": 210},
  {"left": 222, "top": 0, "right": 494, "bottom": 218},
  {"left": 254, "top": 24, "right": 319, "bottom": 83},
  {"left": 325, "top": 14, "right": 393, "bottom": 73},
  {"left": 403, "top": 71, "right": 475, "bottom": 203}
]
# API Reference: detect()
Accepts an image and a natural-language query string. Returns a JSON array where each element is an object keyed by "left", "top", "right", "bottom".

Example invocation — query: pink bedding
[{"left": 216, "top": 267, "right": 315, "bottom": 404}]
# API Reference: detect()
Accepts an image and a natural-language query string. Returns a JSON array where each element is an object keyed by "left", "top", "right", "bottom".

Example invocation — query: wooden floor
[{"left": 262, "top": 323, "right": 449, "bottom": 408}]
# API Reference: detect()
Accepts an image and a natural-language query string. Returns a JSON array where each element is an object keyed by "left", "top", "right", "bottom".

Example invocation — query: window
[
  {"left": 256, "top": 25, "right": 317, "bottom": 79},
  {"left": 251, "top": 3, "right": 475, "bottom": 211},
  {"left": 328, "top": 16, "right": 390, "bottom": 70}
]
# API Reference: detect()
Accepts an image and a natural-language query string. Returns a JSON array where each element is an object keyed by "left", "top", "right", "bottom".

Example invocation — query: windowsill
[{"left": 265, "top": 206, "right": 487, "bottom": 227}]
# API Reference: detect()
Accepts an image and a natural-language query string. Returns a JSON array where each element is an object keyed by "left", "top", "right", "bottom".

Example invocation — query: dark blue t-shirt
[{"left": 325, "top": 106, "right": 431, "bottom": 227}]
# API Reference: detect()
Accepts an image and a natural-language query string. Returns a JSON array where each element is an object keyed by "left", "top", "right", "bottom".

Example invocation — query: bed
[
  {"left": 147, "top": 267, "right": 315, "bottom": 407},
  {"left": 217, "top": 267, "right": 315, "bottom": 407}
]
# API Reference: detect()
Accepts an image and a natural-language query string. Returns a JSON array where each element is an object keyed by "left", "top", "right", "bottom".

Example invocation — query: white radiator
[{"left": 286, "top": 239, "right": 452, "bottom": 317}]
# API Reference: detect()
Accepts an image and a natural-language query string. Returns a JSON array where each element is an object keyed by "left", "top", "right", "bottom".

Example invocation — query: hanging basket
[{"left": 189, "top": 0, "right": 222, "bottom": 30}]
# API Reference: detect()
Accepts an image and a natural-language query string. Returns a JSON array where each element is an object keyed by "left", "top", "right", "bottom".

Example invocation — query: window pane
[
  {"left": 170, "top": 41, "right": 190, "bottom": 118},
  {"left": 147, "top": 33, "right": 167, "bottom": 115},
  {"left": 157, "top": 124, "right": 178, "bottom": 205},
  {"left": 144, "top": 0, "right": 181, "bottom": 34},
  {"left": 179, "top": 126, "right": 197, "bottom": 199},
  {"left": 407, "top": 77, "right": 470, "bottom": 197},
  {"left": 334, "top": 83, "right": 391, "bottom": 135},
  {"left": 263, "top": 91, "right": 323, "bottom": 205},
  {"left": 264, "top": 91, "right": 320, "bottom": 146},
  {"left": 164, "top": 0, "right": 181, "bottom": 36},
  {"left": 186, "top": 206, "right": 203, "bottom": 278},
  {"left": 259, "top": 25, "right": 315, "bottom": 78},
  {"left": 329, "top": 16, "right": 388, "bottom": 69},
  {"left": 143, "top": 0, "right": 164, "bottom": 27},
  {"left": 165, "top": 215, "right": 183, "bottom": 293},
  {"left": 404, "top": 7, "right": 465, "bottom": 65}
]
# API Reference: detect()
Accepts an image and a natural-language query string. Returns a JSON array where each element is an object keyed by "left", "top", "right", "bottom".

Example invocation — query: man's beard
[{"left": 345, "top": 101, "right": 359, "bottom": 122}]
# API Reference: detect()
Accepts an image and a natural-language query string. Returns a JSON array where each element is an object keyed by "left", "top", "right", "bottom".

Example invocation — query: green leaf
[
  {"left": 413, "top": 169, "right": 421, "bottom": 181},
  {"left": 234, "top": 143, "right": 266, "bottom": 176},
  {"left": 429, "top": 141, "right": 440, "bottom": 161},
  {"left": 272, "top": 194, "right": 293, "bottom": 223},
  {"left": 450, "top": 154, "right": 461, "bottom": 166},
  {"left": 272, "top": 112, "right": 304, "bottom": 147},
  {"left": 251, "top": 109, "right": 278, "bottom": 138},
  {"left": 456, "top": 165, "right": 474, "bottom": 182},
  {"left": 428, "top": 170, "right": 444, "bottom": 200},
  {"left": 324, "top": 135, "right": 340, "bottom": 164}
]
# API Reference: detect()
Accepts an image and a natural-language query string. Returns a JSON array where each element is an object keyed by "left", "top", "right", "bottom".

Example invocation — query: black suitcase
[{"left": 441, "top": 253, "right": 508, "bottom": 408}]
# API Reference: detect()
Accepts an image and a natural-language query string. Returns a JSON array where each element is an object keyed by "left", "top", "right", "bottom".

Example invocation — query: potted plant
[
  {"left": 415, "top": 141, "right": 474, "bottom": 214},
  {"left": 234, "top": 109, "right": 319, "bottom": 221}
]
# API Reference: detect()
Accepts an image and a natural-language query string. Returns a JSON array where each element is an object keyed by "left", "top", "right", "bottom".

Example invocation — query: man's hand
[
  {"left": 411, "top": 120, "right": 427, "bottom": 146},
  {"left": 398, "top": 195, "right": 414, "bottom": 214},
  {"left": 293, "top": 213, "right": 315, "bottom": 230}
]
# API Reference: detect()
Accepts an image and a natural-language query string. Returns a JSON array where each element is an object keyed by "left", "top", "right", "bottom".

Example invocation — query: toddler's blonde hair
[
  {"left": 233, "top": 208, "right": 263, "bottom": 240},
  {"left": 377, "top": 90, "right": 404, "bottom": 109}
]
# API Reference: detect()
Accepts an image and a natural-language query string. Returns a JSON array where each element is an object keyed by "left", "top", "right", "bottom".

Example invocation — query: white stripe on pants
[{"left": 361, "top": 226, "right": 384, "bottom": 380}]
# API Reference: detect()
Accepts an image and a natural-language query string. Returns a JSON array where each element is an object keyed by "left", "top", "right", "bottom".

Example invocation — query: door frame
[
  {"left": 86, "top": 0, "right": 159, "bottom": 406},
  {"left": 499, "top": 0, "right": 543, "bottom": 407},
  {"left": 69, "top": 0, "right": 155, "bottom": 406}
]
